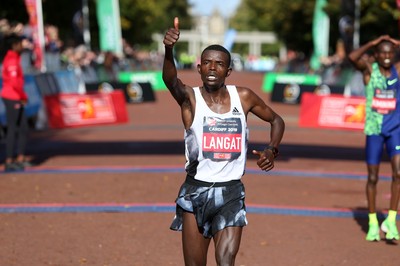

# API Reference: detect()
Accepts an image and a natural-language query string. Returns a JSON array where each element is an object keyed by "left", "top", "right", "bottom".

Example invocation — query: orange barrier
[
  {"left": 299, "top": 92, "right": 365, "bottom": 131},
  {"left": 44, "top": 90, "right": 128, "bottom": 128}
]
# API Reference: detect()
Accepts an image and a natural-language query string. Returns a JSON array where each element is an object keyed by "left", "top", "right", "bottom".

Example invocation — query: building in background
[{"left": 152, "top": 9, "right": 279, "bottom": 61}]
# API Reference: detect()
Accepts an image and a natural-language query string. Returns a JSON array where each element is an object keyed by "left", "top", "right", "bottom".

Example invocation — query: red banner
[
  {"left": 24, "top": 0, "right": 44, "bottom": 71},
  {"left": 44, "top": 90, "right": 128, "bottom": 128},
  {"left": 299, "top": 92, "right": 365, "bottom": 131}
]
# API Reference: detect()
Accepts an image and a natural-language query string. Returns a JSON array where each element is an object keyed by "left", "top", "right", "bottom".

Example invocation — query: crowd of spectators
[
  {"left": 0, "top": 18, "right": 367, "bottom": 97},
  {"left": 0, "top": 19, "right": 164, "bottom": 85}
]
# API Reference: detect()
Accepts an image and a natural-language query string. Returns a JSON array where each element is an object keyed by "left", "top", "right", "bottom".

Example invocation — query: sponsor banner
[
  {"left": 262, "top": 72, "right": 321, "bottom": 93},
  {"left": 44, "top": 90, "right": 128, "bottom": 128},
  {"left": 85, "top": 81, "right": 155, "bottom": 103},
  {"left": 271, "top": 83, "right": 345, "bottom": 104},
  {"left": 118, "top": 71, "right": 166, "bottom": 91},
  {"left": 299, "top": 92, "right": 365, "bottom": 131}
]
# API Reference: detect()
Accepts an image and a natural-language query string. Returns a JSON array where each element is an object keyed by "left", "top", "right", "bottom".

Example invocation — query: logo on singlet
[
  {"left": 388, "top": 78, "right": 398, "bottom": 86},
  {"left": 232, "top": 107, "right": 242, "bottom": 115}
]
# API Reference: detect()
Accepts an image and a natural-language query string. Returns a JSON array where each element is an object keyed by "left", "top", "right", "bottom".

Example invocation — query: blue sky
[{"left": 188, "top": 0, "right": 241, "bottom": 18}]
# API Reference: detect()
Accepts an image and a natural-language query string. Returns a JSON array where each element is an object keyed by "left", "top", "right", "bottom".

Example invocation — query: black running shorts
[{"left": 170, "top": 175, "right": 248, "bottom": 238}]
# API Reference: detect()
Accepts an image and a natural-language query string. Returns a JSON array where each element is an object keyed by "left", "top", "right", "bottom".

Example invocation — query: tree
[
  {"left": 324, "top": 0, "right": 400, "bottom": 48},
  {"left": 1, "top": 0, "right": 192, "bottom": 50},
  {"left": 118, "top": 0, "right": 192, "bottom": 49},
  {"left": 231, "top": 0, "right": 400, "bottom": 57},
  {"left": 230, "top": 0, "right": 316, "bottom": 56}
]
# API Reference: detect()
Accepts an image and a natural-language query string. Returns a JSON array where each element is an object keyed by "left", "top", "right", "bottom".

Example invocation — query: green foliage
[
  {"left": 119, "top": 0, "right": 192, "bottom": 48},
  {"left": 1, "top": 0, "right": 192, "bottom": 50},
  {"left": 325, "top": 0, "right": 399, "bottom": 46},
  {"left": 358, "top": 0, "right": 399, "bottom": 42},
  {"left": 230, "top": 0, "right": 274, "bottom": 31},
  {"left": 6, "top": 0, "right": 400, "bottom": 55},
  {"left": 231, "top": 0, "right": 316, "bottom": 56},
  {"left": 271, "top": 1, "right": 316, "bottom": 55},
  {"left": 231, "top": 0, "right": 400, "bottom": 56}
]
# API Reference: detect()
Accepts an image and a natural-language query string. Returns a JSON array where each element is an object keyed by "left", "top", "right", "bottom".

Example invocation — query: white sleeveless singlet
[{"left": 184, "top": 85, "right": 248, "bottom": 183}]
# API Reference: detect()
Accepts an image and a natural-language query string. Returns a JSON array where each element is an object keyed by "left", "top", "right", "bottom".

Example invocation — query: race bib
[
  {"left": 202, "top": 116, "right": 242, "bottom": 161},
  {"left": 372, "top": 88, "right": 396, "bottom": 114}
]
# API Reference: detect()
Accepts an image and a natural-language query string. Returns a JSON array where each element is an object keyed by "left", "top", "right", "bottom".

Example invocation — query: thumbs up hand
[
  {"left": 164, "top": 17, "right": 180, "bottom": 48},
  {"left": 174, "top": 17, "right": 179, "bottom": 31}
]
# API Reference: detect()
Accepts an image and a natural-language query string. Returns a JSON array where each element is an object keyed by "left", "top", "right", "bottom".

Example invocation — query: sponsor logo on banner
[
  {"left": 319, "top": 96, "right": 365, "bottom": 129},
  {"left": 272, "top": 83, "right": 344, "bottom": 104},
  {"left": 283, "top": 83, "right": 300, "bottom": 103},
  {"left": 343, "top": 103, "right": 366, "bottom": 123},
  {"left": 299, "top": 92, "right": 365, "bottom": 130},
  {"left": 60, "top": 94, "right": 116, "bottom": 126},
  {"left": 98, "top": 82, "right": 114, "bottom": 93},
  {"left": 314, "top": 84, "right": 331, "bottom": 95},
  {"left": 126, "top": 82, "right": 144, "bottom": 103}
]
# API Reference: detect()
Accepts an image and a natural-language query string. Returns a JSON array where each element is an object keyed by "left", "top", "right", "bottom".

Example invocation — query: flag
[
  {"left": 96, "top": 0, "right": 122, "bottom": 55},
  {"left": 223, "top": 29, "right": 237, "bottom": 52},
  {"left": 24, "top": 0, "right": 46, "bottom": 72},
  {"left": 310, "top": 0, "right": 330, "bottom": 71}
]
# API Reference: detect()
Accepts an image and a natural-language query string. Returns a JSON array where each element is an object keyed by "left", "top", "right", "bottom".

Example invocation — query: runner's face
[
  {"left": 376, "top": 42, "right": 395, "bottom": 69},
  {"left": 197, "top": 50, "right": 231, "bottom": 90}
]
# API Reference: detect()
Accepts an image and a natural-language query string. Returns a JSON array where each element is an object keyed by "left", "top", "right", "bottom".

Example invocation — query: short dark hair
[
  {"left": 201, "top": 44, "right": 231, "bottom": 67},
  {"left": 4, "top": 33, "right": 24, "bottom": 51}
]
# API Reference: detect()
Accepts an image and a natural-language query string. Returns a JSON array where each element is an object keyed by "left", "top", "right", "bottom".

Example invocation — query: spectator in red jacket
[{"left": 1, "top": 33, "right": 29, "bottom": 172}]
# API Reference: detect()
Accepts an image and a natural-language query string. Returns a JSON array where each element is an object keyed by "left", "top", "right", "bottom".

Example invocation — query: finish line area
[{"left": 0, "top": 165, "right": 389, "bottom": 218}]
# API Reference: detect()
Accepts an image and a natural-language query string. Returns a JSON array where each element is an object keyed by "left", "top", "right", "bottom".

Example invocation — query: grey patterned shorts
[{"left": 170, "top": 175, "right": 248, "bottom": 238}]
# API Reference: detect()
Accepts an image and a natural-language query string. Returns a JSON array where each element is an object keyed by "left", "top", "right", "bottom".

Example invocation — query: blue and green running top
[{"left": 364, "top": 62, "right": 400, "bottom": 136}]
